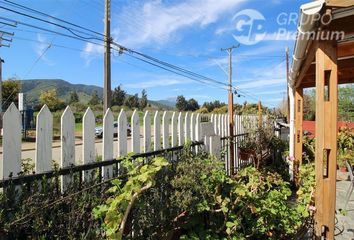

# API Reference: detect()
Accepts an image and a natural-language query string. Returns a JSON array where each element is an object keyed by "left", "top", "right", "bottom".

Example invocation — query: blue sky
[{"left": 0, "top": 0, "right": 309, "bottom": 107}]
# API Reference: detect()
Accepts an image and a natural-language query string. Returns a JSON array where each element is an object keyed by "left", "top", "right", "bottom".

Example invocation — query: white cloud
[
  {"left": 237, "top": 78, "right": 285, "bottom": 89},
  {"left": 114, "top": 0, "right": 245, "bottom": 47},
  {"left": 81, "top": 42, "right": 104, "bottom": 66},
  {"left": 82, "top": 0, "right": 244, "bottom": 59},
  {"left": 35, "top": 34, "right": 54, "bottom": 66},
  {"left": 124, "top": 78, "right": 189, "bottom": 89}
]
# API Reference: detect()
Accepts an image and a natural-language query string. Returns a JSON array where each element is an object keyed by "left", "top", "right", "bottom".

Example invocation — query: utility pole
[
  {"left": 221, "top": 44, "right": 239, "bottom": 175},
  {"left": 103, "top": 0, "right": 111, "bottom": 112},
  {"left": 0, "top": 29, "right": 14, "bottom": 128},
  {"left": 286, "top": 47, "right": 289, "bottom": 122}
]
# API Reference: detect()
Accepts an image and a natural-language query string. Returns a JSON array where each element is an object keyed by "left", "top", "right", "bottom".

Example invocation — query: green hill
[{"left": 20, "top": 79, "right": 174, "bottom": 110}]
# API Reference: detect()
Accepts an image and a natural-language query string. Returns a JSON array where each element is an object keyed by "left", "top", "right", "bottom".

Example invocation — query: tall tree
[
  {"left": 125, "top": 94, "right": 139, "bottom": 109},
  {"left": 2, "top": 78, "right": 21, "bottom": 110},
  {"left": 69, "top": 91, "right": 79, "bottom": 104},
  {"left": 187, "top": 98, "right": 199, "bottom": 111},
  {"left": 140, "top": 89, "right": 148, "bottom": 110},
  {"left": 112, "top": 85, "right": 126, "bottom": 106},
  {"left": 39, "top": 89, "right": 65, "bottom": 111},
  {"left": 88, "top": 91, "right": 101, "bottom": 106},
  {"left": 176, "top": 95, "right": 188, "bottom": 111}
]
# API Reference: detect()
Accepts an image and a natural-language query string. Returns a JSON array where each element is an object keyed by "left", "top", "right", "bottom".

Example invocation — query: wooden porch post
[
  {"left": 314, "top": 40, "right": 338, "bottom": 240},
  {"left": 294, "top": 87, "right": 303, "bottom": 184}
]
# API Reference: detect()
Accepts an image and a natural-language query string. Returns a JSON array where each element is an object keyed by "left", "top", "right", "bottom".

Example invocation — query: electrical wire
[{"left": 1, "top": 0, "right": 105, "bottom": 38}]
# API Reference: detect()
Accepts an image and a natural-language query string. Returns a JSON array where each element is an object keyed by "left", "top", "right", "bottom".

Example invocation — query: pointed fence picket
[
  {"left": 143, "top": 111, "right": 151, "bottom": 153},
  {"left": 1, "top": 103, "right": 22, "bottom": 180},
  {"left": 1, "top": 100, "right": 272, "bottom": 191},
  {"left": 154, "top": 111, "right": 161, "bottom": 151},
  {"left": 118, "top": 109, "right": 127, "bottom": 157},
  {"left": 195, "top": 113, "right": 201, "bottom": 140},
  {"left": 131, "top": 110, "right": 140, "bottom": 153},
  {"left": 190, "top": 113, "right": 196, "bottom": 141},
  {"left": 162, "top": 111, "right": 170, "bottom": 149},
  {"left": 82, "top": 107, "right": 95, "bottom": 181},
  {"left": 35, "top": 105, "right": 53, "bottom": 173},
  {"left": 60, "top": 106, "right": 75, "bottom": 192},
  {"left": 102, "top": 109, "right": 114, "bottom": 180},
  {"left": 171, "top": 112, "right": 178, "bottom": 147},
  {"left": 184, "top": 112, "right": 190, "bottom": 141}
]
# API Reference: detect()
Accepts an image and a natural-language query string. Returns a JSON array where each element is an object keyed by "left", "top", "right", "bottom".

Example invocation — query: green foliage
[
  {"left": 139, "top": 89, "right": 148, "bottom": 110},
  {"left": 88, "top": 90, "right": 102, "bottom": 106},
  {"left": 112, "top": 85, "right": 126, "bottom": 106},
  {"left": 187, "top": 98, "right": 199, "bottom": 111},
  {"left": 202, "top": 100, "right": 226, "bottom": 112},
  {"left": 69, "top": 91, "right": 79, "bottom": 104},
  {"left": 196, "top": 107, "right": 208, "bottom": 114},
  {"left": 93, "top": 156, "right": 169, "bottom": 239},
  {"left": 337, "top": 127, "right": 354, "bottom": 167},
  {"left": 176, "top": 95, "right": 188, "bottom": 111},
  {"left": 124, "top": 94, "right": 139, "bottom": 109},
  {"left": 2, "top": 78, "right": 21, "bottom": 110},
  {"left": 39, "top": 89, "right": 66, "bottom": 111}
]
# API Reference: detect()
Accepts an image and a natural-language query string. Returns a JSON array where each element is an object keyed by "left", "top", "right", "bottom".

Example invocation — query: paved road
[{"left": 2, "top": 137, "right": 146, "bottom": 164}]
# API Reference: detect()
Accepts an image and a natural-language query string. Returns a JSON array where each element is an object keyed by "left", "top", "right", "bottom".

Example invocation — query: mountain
[
  {"left": 155, "top": 99, "right": 176, "bottom": 108},
  {"left": 20, "top": 79, "right": 174, "bottom": 109}
]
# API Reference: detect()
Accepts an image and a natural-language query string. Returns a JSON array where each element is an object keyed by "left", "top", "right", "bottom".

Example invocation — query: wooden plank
[
  {"left": 178, "top": 112, "right": 184, "bottom": 145},
  {"left": 218, "top": 114, "right": 222, "bottom": 136},
  {"left": 326, "top": 0, "right": 354, "bottom": 7},
  {"left": 171, "top": 112, "right": 178, "bottom": 147},
  {"left": 162, "top": 111, "right": 170, "bottom": 149},
  {"left": 35, "top": 105, "right": 53, "bottom": 173},
  {"left": 102, "top": 108, "right": 114, "bottom": 179},
  {"left": 82, "top": 107, "right": 95, "bottom": 181},
  {"left": 118, "top": 109, "right": 127, "bottom": 157},
  {"left": 314, "top": 41, "right": 338, "bottom": 240},
  {"left": 154, "top": 111, "right": 161, "bottom": 150},
  {"left": 60, "top": 106, "right": 75, "bottom": 192},
  {"left": 143, "top": 111, "right": 151, "bottom": 153},
  {"left": 131, "top": 110, "right": 140, "bottom": 153},
  {"left": 1, "top": 103, "right": 22, "bottom": 179},
  {"left": 190, "top": 113, "right": 196, "bottom": 141},
  {"left": 184, "top": 112, "right": 190, "bottom": 141},
  {"left": 195, "top": 113, "right": 201, "bottom": 141}
]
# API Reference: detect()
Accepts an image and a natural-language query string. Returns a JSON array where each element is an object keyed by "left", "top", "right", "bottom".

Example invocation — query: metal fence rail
[
  {"left": 221, "top": 133, "right": 250, "bottom": 174},
  {"left": 0, "top": 141, "right": 204, "bottom": 188}
]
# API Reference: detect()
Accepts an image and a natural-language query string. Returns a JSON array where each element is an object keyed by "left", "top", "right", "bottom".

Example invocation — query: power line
[{"left": 1, "top": 0, "right": 105, "bottom": 39}]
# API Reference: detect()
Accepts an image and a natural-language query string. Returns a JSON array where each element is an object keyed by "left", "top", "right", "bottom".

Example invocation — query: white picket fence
[{"left": 0, "top": 103, "right": 263, "bottom": 191}]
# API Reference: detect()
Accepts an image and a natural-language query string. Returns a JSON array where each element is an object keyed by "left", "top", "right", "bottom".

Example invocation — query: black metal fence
[
  {"left": 0, "top": 141, "right": 204, "bottom": 239},
  {"left": 221, "top": 133, "right": 251, "bottom": 174}
]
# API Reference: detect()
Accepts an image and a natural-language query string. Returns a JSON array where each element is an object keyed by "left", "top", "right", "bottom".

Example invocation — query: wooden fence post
[
  {"left": 60, "top": 106, "right": 75, "bottom": 192},
  {"left": 1, "top": 103, "right": 21, "bottom": 180},
  {"left": 171, "top": 112, "right": 178, "bottom": 147},
  {"left": 162, "top": 111, "right": 170, "bottom": 149},
  {"left": 82, "top": 107, "right": 95, "bottom": 181},
  {"left": 190, "top": 113, "right": 196, "bottom": 141},
  {"left": 143, "top": 111, "right": 151, "bottom": 153},
  {"left": 131, "top": 110, "right": 140, "bottom": 153},
  {"left": 35, "top": 105, "right": 53, "bottom": 173},
  {"left": 178, "top": 112, "right": 184, "bottom": 145},
  {"left": 118, "top": 109, "right": 127, "bottom": 157},
  {"left": 184, "top": 112, "right": 190, "bottom": 141},
  {"left": 102, "top": 108, "right": 113, "bottom": 180},
  {"left": 154, "top": 111, "right": 161, "bottom": 151}
]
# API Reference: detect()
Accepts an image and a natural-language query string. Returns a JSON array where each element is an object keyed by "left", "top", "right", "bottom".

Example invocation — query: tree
[
  {"left": 88, "top": 91, "right": 101, "bottom": 106},
  {"left": 186, "top": 98, "right": 199, "bottom": 111},
  {"left": 338, "top": 85, "right": 354, "bottom": 121},
  {"left": 39, "top": 89, "right": 65, "bottom": 111},
  {"left": 176, "top": 95, "right": 188, "bottom": 111},
  {"left": 2, "top": 78, "right": 21, "bottom": 110},
  {"left": 125, "top": 94, "right": 139, "bottom": 109},
  {"left": 140, "top": 89, "right": 148, "bottom": 110},
  {"left": 112, "top": 85, "right": 126, "bottom": 106},
  {"left": 69, "top": 91, "right": 79, "bottom": 104}
]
